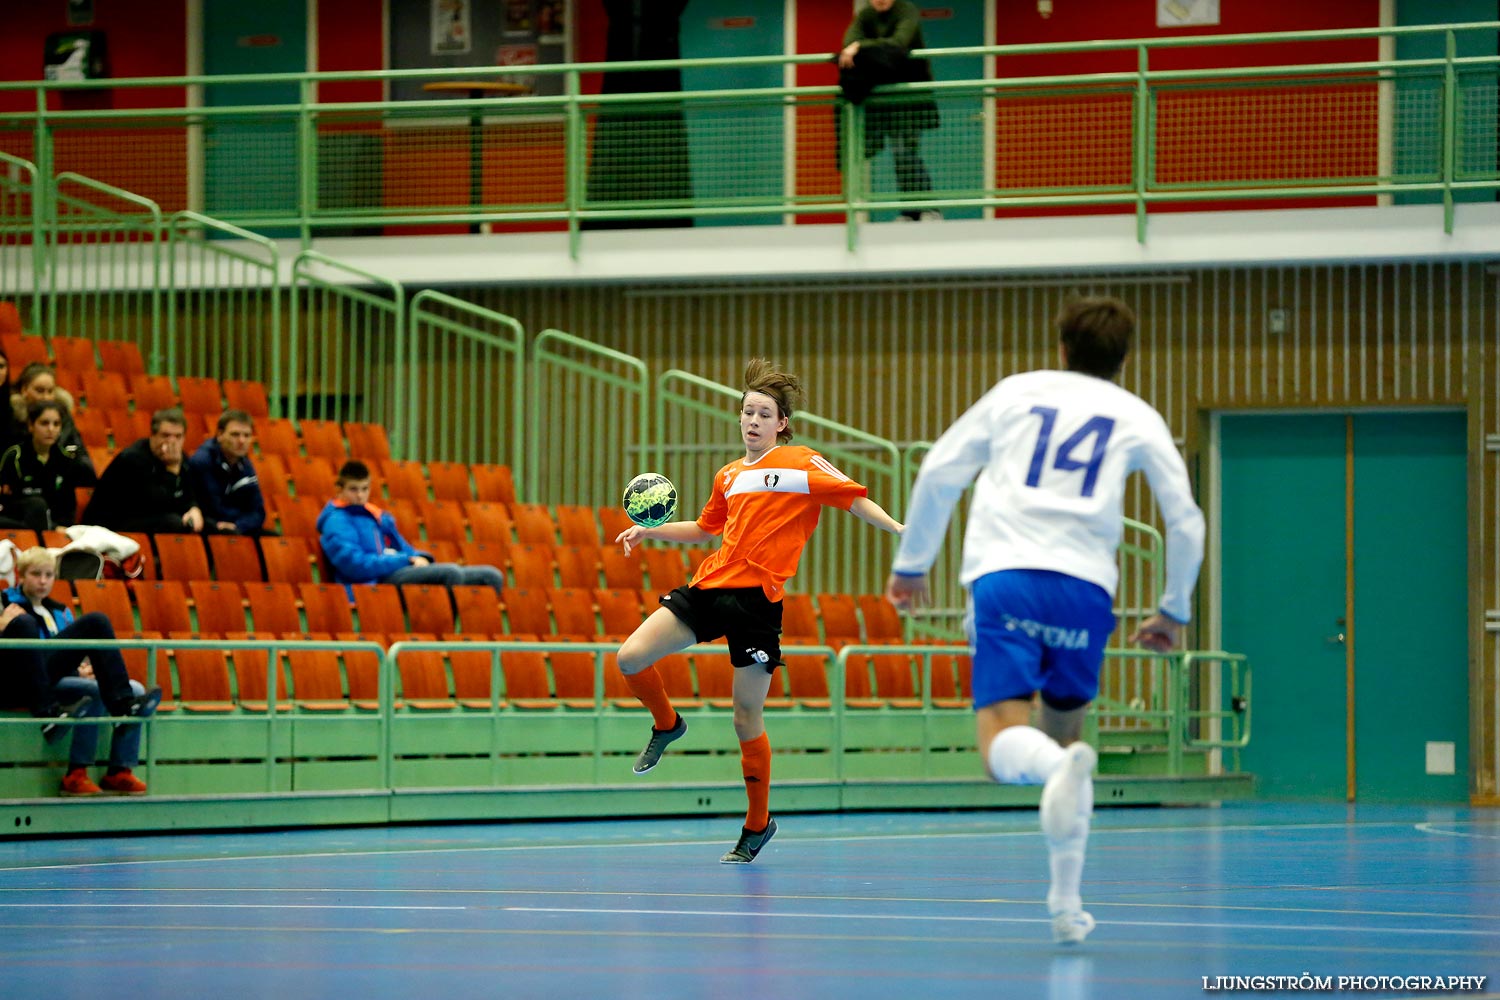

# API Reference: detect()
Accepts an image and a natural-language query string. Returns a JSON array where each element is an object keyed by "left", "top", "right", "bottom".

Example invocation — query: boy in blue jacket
[{"left": 317, "top": 460, "right": 504, "bottom": 592}]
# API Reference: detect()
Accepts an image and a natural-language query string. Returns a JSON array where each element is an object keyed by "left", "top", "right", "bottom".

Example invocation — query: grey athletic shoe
[
  {"left": 40, "top": 696, "right": 91, "bottom": 743},
  {"left": 720, "top": 817, "right": 777, "bottom": 864},
  {"left": 632, "top": 713, "right": 687, "bottom": 774}
]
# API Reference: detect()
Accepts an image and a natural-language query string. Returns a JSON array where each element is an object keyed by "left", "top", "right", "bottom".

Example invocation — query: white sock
[
  {"left": 985, "top": 725, "right": 1066, "bottom": 785},
  {"left": 1046, "top": 768, "right": 1093, "bottom": 915}
]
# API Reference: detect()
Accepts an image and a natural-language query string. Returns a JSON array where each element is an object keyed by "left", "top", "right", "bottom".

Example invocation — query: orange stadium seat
[
  {"left": 154, "top": 533, "right": 210, "bottom": 581},
  {"left": 50, "top": 336, "right": 97, "bottom": 371},
  {"left": 817, "top": 593, "right": 862, "bottom": 642},
  {"left": 499, "top": 637, "right": 554, "bottom": 708},
  {"left": 128, "top": 373, "right": 176, "bottom": 414},
  {"left": 554, "top": 543, "right": 601, "bottom": 589},
  {"left": 548, "top": 587, "right": 597, "bottom": 636},
  {"left": 257, "top": 418, "right": 300, "bottom": 458},
  {"left": 596, "top": 506, "right": 634, "bottom": 543},
  {"left": 0, "top": 528, "right": 39, "bottom": 549},
  {"left": 223, "top": 380, "right": 271, "bottom": 419},
  {"left": 343, "top": 422, "right": 392, "bottom": 462},
  {"left": 287, "top": 456, "right": 336, "bottom": 502},
  {"left": 171, "top": 635, "right": 236, "bottom": 713},
  {"left": 244, "top": 582, "right": 302, "bottom": 635},
  {"left": 300, "top": 583, "right": 355, "bottom": 633},
  {"left": 418, "top": 500, "right": 468, "bottom": 546},
  {"left": 457, "top": 540, "right": 508, "bottom": 574},
  {"left": 255, "top": 454, "right": 291, "bottom": 502},
  {"left": 444, "top": 636, "right": 498, "bottom": 708},
  {"left": 692, "top": 646, "right": 735, "bottom": 709},
  {"left": 81, "top": 371, "right": 129, "bottom": 411},
  {"left": 222, "top": 632, "right": 290, "bottom": 712},
  {"left": 106, "top": 408, "right": 151, "bottom": 447},
  {"left": 464, "top": 502, "right": 513, "bottom": 544},
  {"left": 299, "top": 420, "right": 347, "bottom": 464},
  {"left": 593, "top": 588, "right": 643, "bottom": 635},
  {"left": 352, "top": 584, "right": 406, "bottom": 634},
  {"left": 857, "top": 594, "right": 904, "bottom": 641},
  {"left": 208, "top": 534, "right": 265, "bottom": 583},
  {"left": 509, "top": 543, "right": 554, "bottom": 589},
  {"left": 642, "top": 548, "right": 688, "bottom": 591},
  {"left": 548, "top": 635, "right": 600, "bottom": 707},
  {"left": 71, "top": 407, "right": 109, "bottom": 449},
  {"left": 452, "top": 584, "right": 506, "bottom": 635},
  {"left": 427, "top": 461, "right": 473, "bottom": 502},
  {"left": 379, "top": 459, "right": 427, "bottom": 504},
  {"left": 281, "top": 634, "right": 350, "bottom": 711},
  {"left": 135, "top": 580, "right": 193, "bottom": 634},
  {"left": 783, "top": 646, "right": 831, "bottom": 709},
  {"left": 555, "top": 505, "right": 600, "bottom": 546},
  {"left": 600, "top": 548, "right": 645, "bottom": 590},
  {"left": 176, "top": 376, "right": 223, "bottom": 416},
  {"left": 863, "top": 652, "right": 921, "bottom": 708},
  {"left": 510, "top": 503, "right": 557, "bottom": 546},
  {"left": 502, "top": 586, "right": 551, "bottom": 635},
  {"left": 274, "top": 495, "right": 323, "bottom": 539},
  {"left": 190, "top": 580, "right": 247, "bottom": 634},
  {"left": 261, "top": 535, "right": 315, "bottom": 584},
  {"left": 97, "top": 340, "right": 146, "bottom": 375},
  {"left": 401, "top": 584, "right": 456, "bottom": 635},
  {"left": 471, "top": 464, "right": 516, "bottom": 505},
  {"left": 3, "top": 334, "right": 48, "bottom": 368},
  {"left": 334, "top": 631, "right": 382, "bottom": 709},
  {"left": 74, "top": 579, "right": 135, "bottom": 632}
]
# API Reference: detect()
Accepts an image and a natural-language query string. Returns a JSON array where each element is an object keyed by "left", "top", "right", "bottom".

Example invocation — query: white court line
[
  {"left": 0, "top": 903, "right": 463, "bottom": 911},
  {"left": 505, "top": 905, "right": 1500, "bottom": 937},
  {"left": 0, "top": 886, "right": 1490, "bottom": 922},
  {"left": 0, "top": 819, "right": 1452, "bottom": 874},
  {"left": 1415, "top": 822, "right": 1500, "bottom": 840}
]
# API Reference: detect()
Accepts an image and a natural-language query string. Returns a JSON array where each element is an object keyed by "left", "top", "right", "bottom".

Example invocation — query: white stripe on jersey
[{"left": 726, "top": 468, "right": 811, "bottom": 497}]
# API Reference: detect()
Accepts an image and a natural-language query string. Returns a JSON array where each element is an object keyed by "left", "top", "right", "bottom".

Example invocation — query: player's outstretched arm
[
  {"left": 884, "top": 572, "right": 929, "bottom": 610},
  {"left": 1129, "top": 613, "right": 1180, "bottom": 653},
  {"left": 848, "top": 496, "right": 904, "bottom": 535},
  {"left": 615, "top": 520, "right": 716, "bottom": 556}
]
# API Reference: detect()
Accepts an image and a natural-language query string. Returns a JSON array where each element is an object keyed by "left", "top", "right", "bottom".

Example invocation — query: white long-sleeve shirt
[{"left": 893, "top": 369, "right": 1205, "bottom": 623}]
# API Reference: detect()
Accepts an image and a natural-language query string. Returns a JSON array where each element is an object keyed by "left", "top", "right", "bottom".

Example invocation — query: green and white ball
[{"left": 622, "top": 472, "right": 678, "bottom": 528}]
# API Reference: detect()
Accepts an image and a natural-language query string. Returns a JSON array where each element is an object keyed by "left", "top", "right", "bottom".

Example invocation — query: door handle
[{"left": 1326, "top": 632, "right": 1346, "bottom": 645}]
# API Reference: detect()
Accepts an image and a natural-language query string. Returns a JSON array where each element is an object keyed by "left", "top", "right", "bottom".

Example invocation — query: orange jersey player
[{"left": 613, "top": 358, "right": 903, "bottom": 864}]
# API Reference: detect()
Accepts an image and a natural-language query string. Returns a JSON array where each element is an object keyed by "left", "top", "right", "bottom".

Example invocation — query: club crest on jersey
[
  {"left": 727, "top": 468, "right": 810, "bottom": 496},
  {"left": 763, "top": 473, "right": 779, "bottom": 488}
]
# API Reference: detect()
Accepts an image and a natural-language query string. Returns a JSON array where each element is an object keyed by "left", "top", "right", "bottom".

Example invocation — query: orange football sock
[
  {"left": 624, "top": 667, "right": 677, "bottom": 730},
  {"left": 740, "top": 732, "right": 772, "bottom": 830}
]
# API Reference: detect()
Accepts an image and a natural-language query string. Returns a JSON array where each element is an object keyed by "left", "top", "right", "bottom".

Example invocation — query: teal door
[
  {"left": 680, "top": 3, "right": 786, "bottom": 226},
  {"left": 1217, "top": 411, "right": 1469, "bottom": 802},
  {"left": 202, "top": 1, "right": 307, "bottom": 225}
]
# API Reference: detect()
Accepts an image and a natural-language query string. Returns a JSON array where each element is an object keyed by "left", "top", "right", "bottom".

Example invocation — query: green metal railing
[
  {"left": 0, "top": 151, "right": 44, "bottom": 327},
  {"left": 408, "top": 290, "right": 526, "bottom": 469},
  {"left": 0, "top": 23, "right": 1494, "bottom": 252},
  {"left": 0, "top": 636, "right": 1250, "bottom": 801}
]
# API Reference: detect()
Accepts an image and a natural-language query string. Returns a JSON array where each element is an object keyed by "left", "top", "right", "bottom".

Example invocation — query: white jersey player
[{"left": 886, "top": 296, "right": 1205, "bottom": 945}]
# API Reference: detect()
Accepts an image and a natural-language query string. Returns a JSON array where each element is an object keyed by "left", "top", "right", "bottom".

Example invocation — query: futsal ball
[{"left": 622, "top": 472, "right": 678, "bottom": 528}]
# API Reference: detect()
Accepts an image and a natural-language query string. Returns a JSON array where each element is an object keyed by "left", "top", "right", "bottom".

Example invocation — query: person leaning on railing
[
  {"left": 837, "top": 0, "right": 941, "bottom": 222},
  {"left": 0, "top": 547, "right": 161, "bottom": 796},
  {"left": 0, "top": 399, "right": 98, "bottom": 532}
]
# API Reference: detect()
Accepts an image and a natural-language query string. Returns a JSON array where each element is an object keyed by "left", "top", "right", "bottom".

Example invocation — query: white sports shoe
[
  {"left": 1051, "top": 909, "right": 1096, "bottom": 945},
  {"left": 1040, "top": 742, "right": 1097, "bottom": 842}
]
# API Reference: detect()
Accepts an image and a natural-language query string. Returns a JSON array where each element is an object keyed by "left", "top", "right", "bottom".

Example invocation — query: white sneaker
[
  {"left": 1051, "top": 909, "right": 1096, "bottom": 945},
  {"left": 1040, "top": 742, "right": 1097, "bottom": 842}
]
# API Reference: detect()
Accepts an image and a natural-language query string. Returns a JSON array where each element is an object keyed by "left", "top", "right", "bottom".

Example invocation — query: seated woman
[
  {"left": 9, "top": 363, "right": 91, "bottom": 475},
  {"left": 0, "top": 548, "right": 161, "bottom": 796},
  {"left": 0, "top": 400, "right": 98, "bottom": 531}
]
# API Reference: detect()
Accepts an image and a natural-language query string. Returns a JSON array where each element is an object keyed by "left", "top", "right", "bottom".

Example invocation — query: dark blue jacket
[
  {"left": 1, "top": 585, "right": 76, "bottom": 636},
  {"left": 315, "top": 500, "right": 430, "bottom": 586},
  {"left": 185, "top": 438, "right": 267, "bottom": 535}
]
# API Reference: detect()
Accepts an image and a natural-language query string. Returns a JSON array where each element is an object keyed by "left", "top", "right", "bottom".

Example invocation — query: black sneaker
[
  {"left": 115, "top": 687, "right": 163, "bottom": 719},
  {"left": 720, "top": 817, "right": 777, "bottom": 864},
  {"left": 40, "top": 697, "right": 91, "bottom": 743},
  {"left": 632, "top": 713, "right": 687, "bottom": 774}
]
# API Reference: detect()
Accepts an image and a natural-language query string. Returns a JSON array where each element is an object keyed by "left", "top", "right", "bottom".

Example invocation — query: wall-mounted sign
[
  {"left": 1158, "top": 0, "right": 1221, "bottom": 28},
  {"left": 432, "top": 0, "right": 472, "bottom": 54}
]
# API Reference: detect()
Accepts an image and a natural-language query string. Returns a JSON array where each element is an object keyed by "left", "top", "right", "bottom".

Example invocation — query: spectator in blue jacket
[
  {"left": 185, "top": 409, "right": 273, "bottom": 536},
  {"left": 0, "top": 548, "right": 161, "bottom": 796},
  {"left": 316, "top": 460, "right": 503, "bottom": 592}
]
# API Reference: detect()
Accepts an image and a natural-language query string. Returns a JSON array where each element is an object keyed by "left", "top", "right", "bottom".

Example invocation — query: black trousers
[{"left": 0, "top": 612, "right": 136, "bottom": 717}]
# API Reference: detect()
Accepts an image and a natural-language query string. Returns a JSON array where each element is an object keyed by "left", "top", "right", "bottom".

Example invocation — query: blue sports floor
[{"left": 1, "top": 803, "right": 1495, "bottom": 999}]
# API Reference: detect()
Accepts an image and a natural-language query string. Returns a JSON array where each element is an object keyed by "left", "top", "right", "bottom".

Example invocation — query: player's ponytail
[{"left": 742, "top": 358, "right": 803, "bottom": 444}]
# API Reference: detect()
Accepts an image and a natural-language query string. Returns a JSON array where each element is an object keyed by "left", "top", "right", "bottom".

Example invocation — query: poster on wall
[
  {"left": 431, "top": 0, "right": 471, "bottom": 55},
  {"left": 1157, "top": 0, "right": 1220, "bottom": 28},
  {"left": 392, "top": 0, "right": 571, "bottom": 101}
]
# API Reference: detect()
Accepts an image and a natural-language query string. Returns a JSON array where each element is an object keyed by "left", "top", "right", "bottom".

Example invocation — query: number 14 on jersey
[{"left": 1024, "top": 406, "right": 1116, "bottom": 497}]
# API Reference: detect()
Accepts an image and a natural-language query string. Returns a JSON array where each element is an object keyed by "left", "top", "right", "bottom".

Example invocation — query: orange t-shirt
[{"left": 691, "top": 444, "right": 868, "bottom": 601}]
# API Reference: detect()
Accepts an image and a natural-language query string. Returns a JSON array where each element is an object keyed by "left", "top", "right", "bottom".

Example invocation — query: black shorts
[{"left": 658, "top": 585, "right": 783, "bottom": 671}]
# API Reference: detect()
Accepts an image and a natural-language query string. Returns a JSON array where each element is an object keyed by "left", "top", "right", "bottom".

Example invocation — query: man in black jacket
[
  {"left": 185, "top": 409, "right": 272, "bottom": 536},
  {"left": 838, "top": 0, "right": 941, "bottom": 221},
  {"left": 82, "top": 407, "right": 206, "bottom": 534}
]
